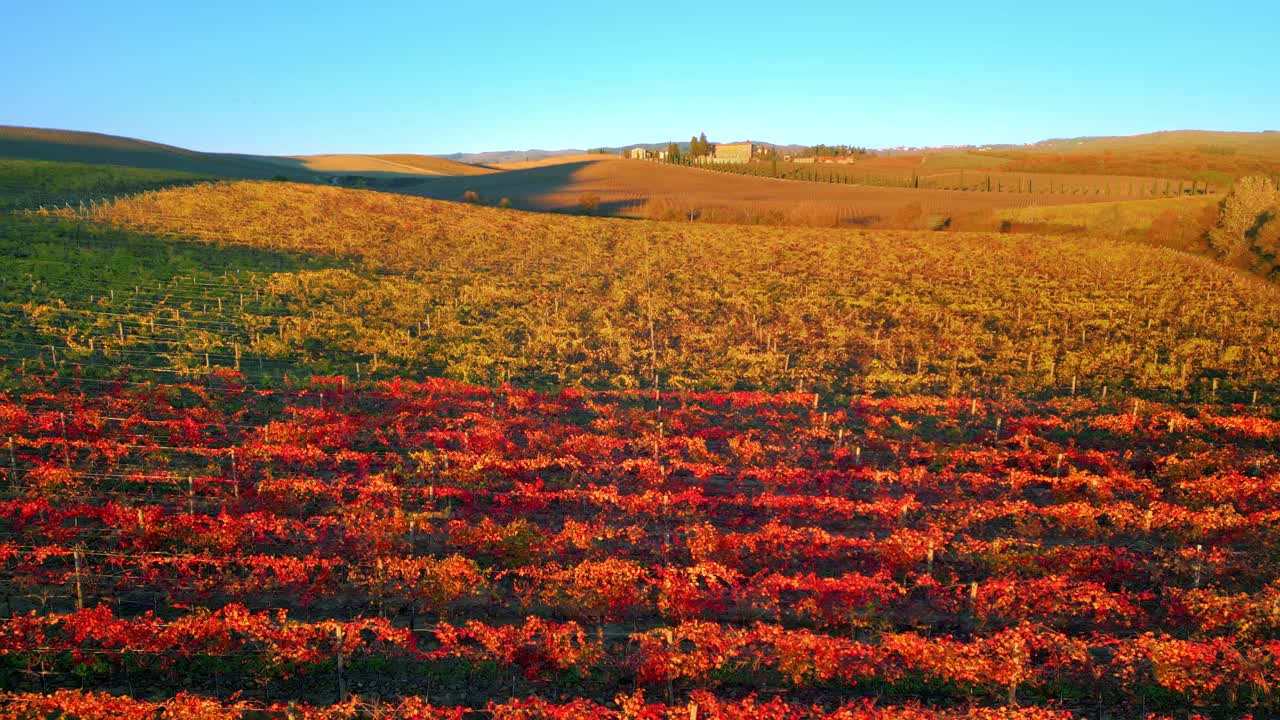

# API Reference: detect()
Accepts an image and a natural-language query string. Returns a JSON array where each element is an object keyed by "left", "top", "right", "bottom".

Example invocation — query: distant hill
[{"left": 0, "top": 126, "right": 318, "bottom": 180}]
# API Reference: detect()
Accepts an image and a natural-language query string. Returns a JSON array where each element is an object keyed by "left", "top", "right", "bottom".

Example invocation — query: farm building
[
  {"left": 712, "top": 142, "right": 755, "bottom": 163},
  {"left": 628, "top": 147, "right": 650, "bottom": 159}
]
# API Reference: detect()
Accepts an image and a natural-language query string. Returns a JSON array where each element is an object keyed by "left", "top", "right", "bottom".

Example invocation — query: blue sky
[{"left": 5, "top": 1, "right": 1277, "bottom": 154}]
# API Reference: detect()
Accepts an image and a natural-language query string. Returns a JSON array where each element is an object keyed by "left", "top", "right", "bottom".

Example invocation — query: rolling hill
[
  {"left": 4, "top": 125, "right": 1271, "bottom": 232},
  {"left": 990, "top": 130, "right": 1280, "bottom": 182},
  {"left": 0, "top": 126, "right": 318, "bottom": 180},
  {"left": 285, "top": 153, "right": 495, "bottom": 176},
  {"left": 1029, "top": 129, "right": 1280, "bottom": 155},
  {"left": 392, "top": 154, "right": 1136, "bottom": 225},
  {"left": 0, "top": 126, "right": 494, "bottom": 181}
]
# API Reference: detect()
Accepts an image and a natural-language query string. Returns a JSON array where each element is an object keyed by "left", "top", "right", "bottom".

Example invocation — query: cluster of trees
[
  {"left": 648, "top": 133, "right": 712, "bottom": 163},
  {"left": 688, "top": 132, "right": 711, "bottom": 157},
  {"left": 798, "top": 144, "right": 871, "bottom": 158},
  {"left": 1207, "top": 175, "right": 1280, "bottom": 279}
]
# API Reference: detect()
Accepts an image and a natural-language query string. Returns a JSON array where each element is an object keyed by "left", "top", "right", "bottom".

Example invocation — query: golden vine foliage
[{"left": 54, "top": 180, "right": 1280, "bottom": 397}]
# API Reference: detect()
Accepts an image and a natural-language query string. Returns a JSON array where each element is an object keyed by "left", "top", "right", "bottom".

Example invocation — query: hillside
[
  {"left": 0, "top": 125, "right": 318, "bottom": 180},
  {"left": 991, "top": 130, "right": 1280, "bottom": 182},
  {"left": 0, "top": 157, "right": 209, "bottom": 211},
  {"left": 1030, "top": 129, "right": 1280, "bottom": 155},
  {"left": 31, "top": 179, "right": 1280, "bottom": 398},
  {"left": 993, "top": 195, "right": 1220, "bottom": 237},
  {"left": 4, "top": 126, "right": 1263, "bottom": 229},
  {"left": 394, "top": 156, "right": 1124, "bottom": 226}
]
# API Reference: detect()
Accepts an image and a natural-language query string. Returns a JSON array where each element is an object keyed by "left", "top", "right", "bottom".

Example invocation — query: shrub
[{"left": 578, "top": 193, "right": 601, "bottom": 215}]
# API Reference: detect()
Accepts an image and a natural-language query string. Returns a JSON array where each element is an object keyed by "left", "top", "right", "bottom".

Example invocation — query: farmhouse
[
  {"left": 712, "top": 141, "right": 755, "bottom": 163},
  {"left": 628, "top": 147, "right": 650, "bottom": 159}
]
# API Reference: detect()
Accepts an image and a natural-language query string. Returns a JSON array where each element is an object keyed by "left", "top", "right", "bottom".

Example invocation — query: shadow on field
[{"left": 391, "top": 161, "right": 609, "bottom": 213}]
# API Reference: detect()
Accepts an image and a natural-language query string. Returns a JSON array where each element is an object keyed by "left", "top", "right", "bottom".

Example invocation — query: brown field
[
  {"left": 769, "top": 131, "right": 1280, "bottom": 193},
  {"left": 395, "top": 156, "right": 1140, "bottom": 226},
  {"left": 288, "top": 153, "right": 496, "bottom": 176},
  {"left": 751, "top": 159, "right": 1198, "bottom": 196},
  {"left": 994, "top": 150, "right": 1280, "bottom": 184},
  {"left": 827, "top": 152, "right": 1005, "bottom": 171}
]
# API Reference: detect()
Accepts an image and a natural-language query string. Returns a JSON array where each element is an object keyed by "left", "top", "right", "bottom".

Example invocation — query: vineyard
[
  {"left": 18, "top": 180, "right": 1280, "bottom": 400},
  {"left": 2, "top": 165, "right": 1280, "bottom": 718},
  {"left": 1, "top": 374, "right": 1279, "bottom": 718},
  {"left": 0, "top": 159, "right": 209, "bottom": 213}
]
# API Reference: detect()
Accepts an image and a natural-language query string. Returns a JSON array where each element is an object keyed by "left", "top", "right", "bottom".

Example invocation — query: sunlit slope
[
  {"left": 998, "top": 194, "right": 1220, "bottom": 233},
  {"left": 1033, "top": 130, "right": 1280, "bottom": 155},
  {"left": 56, "top": 180, "right": 1280, "bottom": 396},
  {"left": 0, "top": 126, "right": 317, "bottom": 180},
  {"left": 288, "top": 153, "right": 496, "bottom": 176},
  {"left": 997, "top": 130, "right": 1280, "bottom": 180}
]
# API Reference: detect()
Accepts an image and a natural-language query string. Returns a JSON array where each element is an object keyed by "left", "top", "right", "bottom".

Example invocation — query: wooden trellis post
[
  {"left": 335, "top": 626, "right": 347, "bottom": 702},
  {"left": 72, "top": 550, "right": 84, "bottom": 611},
  {"left": 230, "top": 450, "right": 238, "bottom": 499},
  {"left": 60, "top": 413, "right": 71, "bottom": 470}
]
